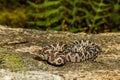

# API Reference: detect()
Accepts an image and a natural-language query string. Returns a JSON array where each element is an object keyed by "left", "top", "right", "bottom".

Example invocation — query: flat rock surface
[{"left": 0, "top": 25, "right": 120, "bottom": 80}]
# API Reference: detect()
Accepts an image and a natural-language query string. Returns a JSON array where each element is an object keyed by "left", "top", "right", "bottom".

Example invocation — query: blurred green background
[{"left": 0, "top": 0, "right": 120, "bottom": 33}]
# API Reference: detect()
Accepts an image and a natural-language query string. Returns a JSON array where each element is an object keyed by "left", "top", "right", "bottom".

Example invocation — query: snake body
[{"left": 38, "top": 40, "right": 101, "bottom": 66}]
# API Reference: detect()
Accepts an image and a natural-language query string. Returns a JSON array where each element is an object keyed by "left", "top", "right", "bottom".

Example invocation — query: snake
[{"left": 38, "top": 40, "right": 102, "bottom": 66}]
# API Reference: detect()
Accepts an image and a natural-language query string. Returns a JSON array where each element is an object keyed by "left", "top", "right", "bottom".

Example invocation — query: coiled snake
[{"left": 38, "top": 40, "right": 101, "bottom": 66}]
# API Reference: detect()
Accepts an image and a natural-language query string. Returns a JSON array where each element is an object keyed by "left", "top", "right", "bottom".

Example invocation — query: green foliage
[
  {"left": 82, "top": 0, "right": 110, "bottom": 33},
  {"left": 0, "top": 0, "right": 120, "bottom": 33},
  {"left": 0, "top": 8, "right": 27, "bottom": 28},
  {"left": 27, "top": 0, "right": 62, "bottom": 30},
  {"left": 109, "top": 0, "right": 120, "bottom": 31},
  {"left": 27, "top": 0, "right": 120, "bottom": 33},
  {"left": 0, "top": 0, "right": 27, "bottom": 10},
  {"left": 60, "top": 0, "right": 84, "bottom": 32}
]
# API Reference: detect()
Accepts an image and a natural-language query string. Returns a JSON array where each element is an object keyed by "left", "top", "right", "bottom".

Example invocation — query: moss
[{"left": 0, "top": 49, "right": 26, "bottom": 71}]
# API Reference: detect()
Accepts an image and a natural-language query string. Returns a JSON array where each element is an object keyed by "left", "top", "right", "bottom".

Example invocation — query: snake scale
[{"left": 38, "top": 40, "right": 102, "bottom": 66}]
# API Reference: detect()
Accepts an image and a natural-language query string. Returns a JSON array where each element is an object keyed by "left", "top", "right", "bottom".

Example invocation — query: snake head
[{"left": 37, "top": 49, "right": 49, "bottom": 61}]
